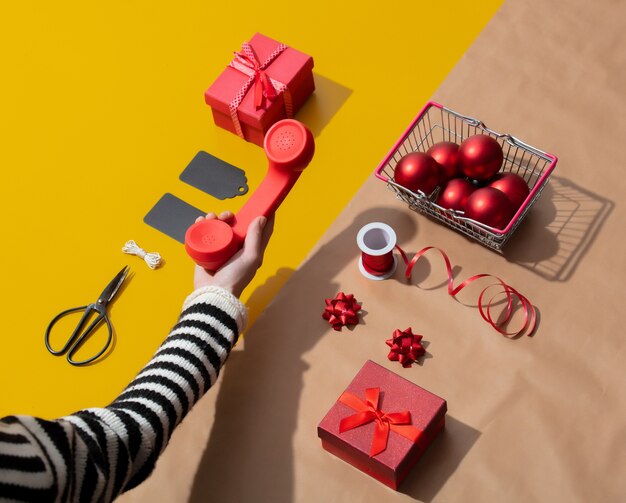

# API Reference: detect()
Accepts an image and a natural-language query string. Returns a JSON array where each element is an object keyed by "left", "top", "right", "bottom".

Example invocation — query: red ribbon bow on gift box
[
  {"left": 228, "top": 41, "right": 294, "bottom": 138},
  {"left": 386, "top": 327, "right": 425, "bottom": 368},
  {"left": 339, "top": 387, "right": 422, "bottom": 457},
  {"left": 322, "top": 292, "right": 361, "bottom": 331}
]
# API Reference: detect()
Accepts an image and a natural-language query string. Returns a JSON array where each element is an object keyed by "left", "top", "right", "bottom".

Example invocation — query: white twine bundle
[{"left": 122, "top": 240, "right": 163, "bottom": 269}]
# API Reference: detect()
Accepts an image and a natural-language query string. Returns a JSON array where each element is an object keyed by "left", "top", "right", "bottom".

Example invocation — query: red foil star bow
[
  {"left": 386, "top": 327, "right": 425, "bottom": 368},
  {"left": 339, "top": 387, "right": 422, "bottom": 457},
  {"left": 322, "top": 292, "right": 361, "bottom": 331}
]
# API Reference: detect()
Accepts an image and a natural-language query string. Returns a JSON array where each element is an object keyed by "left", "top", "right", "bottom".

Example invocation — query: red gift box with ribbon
[
  {"left": 204, "top": 33, "right": 315, "bottom": 146},
  {"left": 317, "top": 360, "right": 447, "bottom": 490}
]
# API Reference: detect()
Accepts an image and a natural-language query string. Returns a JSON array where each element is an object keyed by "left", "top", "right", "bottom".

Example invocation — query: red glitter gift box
[
  {"left": 204, "top": 33, "right": 315, "bottom": 146},
  {"left": 317, "top": 360, "right": 447, "bottom": 490}
]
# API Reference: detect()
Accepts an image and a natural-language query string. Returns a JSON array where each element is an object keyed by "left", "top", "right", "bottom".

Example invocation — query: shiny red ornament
[
  {"left": 458, "top": 134, "right": 504, "bottom": 181},
  {"left": 489, "top": 173, "right": 530, "bottom": 210},
  {"left": 393, "top": 152, "right": 440, "bottom": 195},
  {"left": 385, "top": 327, "right": 426, "bottom": 368},
  {"left": 322, "top": 292, "right": 361, "bottom": 331},
  {"left": 464, "top": 187, "right": 514, "bottom": 229},
  {"left": 436, "top": 178, "right": 477, "bottom": 212},
  {"left": 427, "top": 141, "right": 461, "bottom": 183}
]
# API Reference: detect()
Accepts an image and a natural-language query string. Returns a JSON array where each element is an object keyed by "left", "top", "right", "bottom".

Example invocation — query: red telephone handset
[{"left": 185, "top": 119, "right": 315, "bottom": 270}]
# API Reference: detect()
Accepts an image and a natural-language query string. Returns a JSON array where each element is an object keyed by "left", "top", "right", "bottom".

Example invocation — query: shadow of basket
[{"left": 504, "top": 175, "right": 613, "bottom": 281}]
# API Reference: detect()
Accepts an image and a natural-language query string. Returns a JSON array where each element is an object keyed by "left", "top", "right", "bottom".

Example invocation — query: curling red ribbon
[
  {"left": 360, "top": 246, "right": 536, "bottom": 337},
  {"left": 339, "top": 387, "right": 422, "bottom": 457},
  {"left": 228, "top": 41, "right": 293, "bottom": 139}
]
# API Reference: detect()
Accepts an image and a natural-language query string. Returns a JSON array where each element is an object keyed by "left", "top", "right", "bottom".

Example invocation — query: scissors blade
[{"left": 97, "top": 266, "right": 130, "bottom": 306}]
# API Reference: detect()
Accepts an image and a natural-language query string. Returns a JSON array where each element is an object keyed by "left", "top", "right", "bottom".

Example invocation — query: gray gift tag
[
  {"left": 180, "top": 151, "right": 248, "bottom": 200},
  {"left": 144, "top": 193, "right": 206, "bottom": 243}
]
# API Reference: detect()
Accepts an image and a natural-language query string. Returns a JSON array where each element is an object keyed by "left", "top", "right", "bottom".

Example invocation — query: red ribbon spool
[{"left": 356, "top": 222, "right": 398, "bottom": 280}]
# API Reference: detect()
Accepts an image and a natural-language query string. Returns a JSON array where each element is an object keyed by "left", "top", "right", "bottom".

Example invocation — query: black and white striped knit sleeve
[{"left": 0, "top": 285, "right": 247, "bottom": 502}]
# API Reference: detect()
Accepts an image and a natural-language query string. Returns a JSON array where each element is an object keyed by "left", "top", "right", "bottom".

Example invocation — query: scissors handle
[{"left": 45, "top": 304, "right": 113, "bottom": 366}]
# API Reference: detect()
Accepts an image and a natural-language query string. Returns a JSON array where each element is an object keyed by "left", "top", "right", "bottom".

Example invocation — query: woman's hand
[{"left": 193, "top": 211, "right": 274, "bottom": 297}]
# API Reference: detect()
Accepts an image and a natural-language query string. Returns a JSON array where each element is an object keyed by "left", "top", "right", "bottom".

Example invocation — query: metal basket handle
[{"left": 441, "top": 106, "right": 554, "bottom": 161}]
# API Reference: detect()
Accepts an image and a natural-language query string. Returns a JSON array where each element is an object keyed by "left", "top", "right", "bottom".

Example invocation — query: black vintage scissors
[{"left": 45, "top": 266, "right": 130, "bottom": 366}]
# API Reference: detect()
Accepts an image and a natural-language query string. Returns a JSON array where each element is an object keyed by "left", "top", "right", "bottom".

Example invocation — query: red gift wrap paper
[
  {"left": 317, "top": 360, "right": 447, "bottom": 490},
  {"left": 205, "top": 33, "right": 315, "bottom": 146}
]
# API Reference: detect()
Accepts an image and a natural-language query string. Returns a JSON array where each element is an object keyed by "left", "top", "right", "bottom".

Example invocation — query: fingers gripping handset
[{"left": 185, "top": 119, "right": 315, "bottom": 270}]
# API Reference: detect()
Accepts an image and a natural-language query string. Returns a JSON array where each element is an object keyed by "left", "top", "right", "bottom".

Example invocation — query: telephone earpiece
[{"left": 185, "top": 119, "right": 315, "bottom": 271}]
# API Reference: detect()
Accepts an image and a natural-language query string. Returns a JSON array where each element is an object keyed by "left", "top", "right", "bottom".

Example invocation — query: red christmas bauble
[
  {"left": 437, "top": 178, "right": 476, "bottom": 212},
  {"left": 489, "top": 173, "right": 530, "bottom": 210},
  {"left": 427, "top": 141, "right": 460, "bottom": 183},
  {"left": 458, "top": 134, "right": 504, "bottom": 181},
  {"left": 464, "top": 187, "right": 514, "bottom": 229},
  {"left": 393, "top": 152, "right": 440, "bottom": 195}
]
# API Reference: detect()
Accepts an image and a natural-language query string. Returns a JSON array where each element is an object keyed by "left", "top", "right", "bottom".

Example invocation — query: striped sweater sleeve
[{"left": 0, "top": 285, "right": 247, "bottom": 502}]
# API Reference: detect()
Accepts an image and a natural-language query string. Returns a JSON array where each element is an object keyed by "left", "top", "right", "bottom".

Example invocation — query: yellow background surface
[{"left": 0, "top": 1, "right": 502, "bottom": 419}]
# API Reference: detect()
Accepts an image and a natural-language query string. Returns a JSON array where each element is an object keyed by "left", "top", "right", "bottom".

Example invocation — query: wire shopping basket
[{"left": 374, "top": 101, "right": 558, "bottom": 251}]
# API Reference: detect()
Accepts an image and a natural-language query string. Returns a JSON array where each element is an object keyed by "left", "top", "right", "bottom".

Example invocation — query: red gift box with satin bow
[
  {"left": 317, "top": 360, "right": 447, "bottom": 489},
  {"left": 204, "top": 33, "right": 315, "bottom": 146}
]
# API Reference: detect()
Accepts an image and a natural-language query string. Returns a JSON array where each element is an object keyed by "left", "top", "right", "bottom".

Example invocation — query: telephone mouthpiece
[{"left": 264, "top": 119, "right": 315, "bottom": 171}]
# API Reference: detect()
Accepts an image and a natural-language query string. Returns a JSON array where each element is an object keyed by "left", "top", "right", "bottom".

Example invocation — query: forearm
[
  {"left": 0, "top": 286, "right": 247, "bottom": 502},
  {"left": 103, "top": 285, "right": 247, "bottom": 487}
]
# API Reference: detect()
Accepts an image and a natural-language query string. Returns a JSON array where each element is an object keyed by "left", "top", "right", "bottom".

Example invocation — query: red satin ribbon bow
[
  {"left": 386, "top": 327, "right": 425, "bottom": 368},
  {"left": 322, "top": 292, "right": 361, "bottom": 331},
  {"left": 228, "top": 41, "right": 293, "bottom": 138},
  {"left": 339, "top": 387, "right": 422, "bottom": 457}
]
